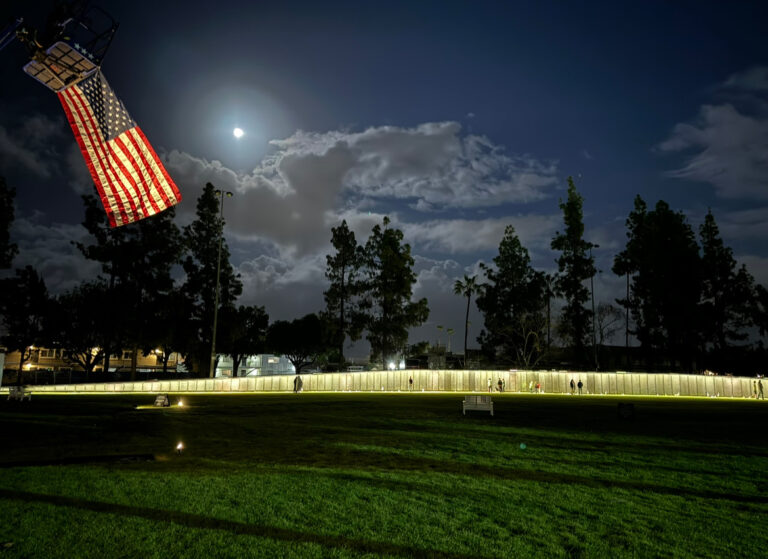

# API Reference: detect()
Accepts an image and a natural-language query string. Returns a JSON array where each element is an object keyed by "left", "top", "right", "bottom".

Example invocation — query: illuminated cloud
[
  {"left": 658, "top": 66, "right": 768, "bottom": 200},
  {"left": 165, "top": 121, "right": 560, "bottom": 256}
]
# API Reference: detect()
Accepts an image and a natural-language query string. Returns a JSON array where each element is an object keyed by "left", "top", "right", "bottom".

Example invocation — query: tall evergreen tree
[
  {"left": 324, "top": 220, "right": 366, "bottom": 365},
  {"left": 476, "top": 225, "right": 546, "bottom": 367},
  {"left": 182, "top": 183, "right": 243, "bottom": 375},
  {"left": 550, "top": 177, "right": 596, "bottom": 363},
  {"left": 699, "top": 210, "right": 754, "bottom": 363},
  {"left": 613, "top": 197, "right": 701, "bottom": 371},
  {"left": 362, "top": 217, "right": 429, "bottom": 366},
  {"left": 0, "top": 176, "right": 18, "bottom": 269},
  {"left": 77, "top": 195, "right": 183, "bottom": 378},
  {"left": 755, "top": 284, "right": 768, "bottom": 346}
]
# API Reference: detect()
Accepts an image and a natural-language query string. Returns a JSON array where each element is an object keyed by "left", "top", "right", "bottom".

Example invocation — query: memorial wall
[{"left": 11, "top": 369, "right": 760, "bottom": 399}]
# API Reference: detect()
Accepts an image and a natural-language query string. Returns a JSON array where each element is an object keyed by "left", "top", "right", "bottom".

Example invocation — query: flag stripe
[
  {"left": 110, "top": 137, "right": 159, "bottom": 216},
  {"left": 65, "top": 87, "right": 136, "bottom": 225},
  {"left": 134, "top": 126, "right": 181, "bottom": 206},
  {"left": 130, "top": 128, "right": 175, "bottom": 208},
  {"left": 119, "top": 130, "right": 170, "bottom": 210},
  {"left": 123, "top": 129, "right": 173, "bottom": 210},
  {"left": 65, "top": 85, "right": 142, "bottom": 225},
  {"left": 107, "top": 141, "right": 152, "bottom": 218},
  {"left": 57, "top": 90, "right": 118, "bottom": 227},
  {"left": 59, "top": 87, "right": 131, "bottom": 225}
]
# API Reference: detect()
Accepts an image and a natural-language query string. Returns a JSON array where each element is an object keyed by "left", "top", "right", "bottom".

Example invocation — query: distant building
[
  {"left": 2, "top": 347, "right": 181, "bottom": 373},
  {"left": 215, "top": 354, "right": 295, "bottom": 377}
]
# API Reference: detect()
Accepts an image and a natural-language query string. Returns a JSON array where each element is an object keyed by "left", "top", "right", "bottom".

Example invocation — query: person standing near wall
[
  {"left": 488, "top": 378, "right": 492, "bottom": 393},
  {"left": 759, "top": 379, "right": 764, "bottom": 400},
  {"left": 570, "top": 379, "right": 575, "bottom": 395},
  {"left": 753, "top": 380, "right": 758, "bottom": 399},
  {"left": 577, "top": 379, "right": 583, "bottom": 395},
  {"left": 409, "top": 375, "right": 413, "bottom": 391}
]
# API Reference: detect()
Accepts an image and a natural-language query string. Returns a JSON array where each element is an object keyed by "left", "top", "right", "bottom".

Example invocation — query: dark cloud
[
  {"left": 0, "top": 114, "right": 65, "bottom": 179},
  {"left": 9, "top": 217, "right": 99, "bottom": 294},
  {"left": 723, "top": 66, "right": 768, "bottom": 92}
]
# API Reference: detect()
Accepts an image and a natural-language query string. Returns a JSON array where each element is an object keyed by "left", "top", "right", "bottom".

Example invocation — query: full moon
[{"left": 233, "top": 127, "right": 244, "bottom": 138}]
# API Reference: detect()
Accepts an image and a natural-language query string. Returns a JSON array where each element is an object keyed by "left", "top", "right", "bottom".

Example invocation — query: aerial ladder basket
[{"left": 1, "top": 2, "right": 119, "bottom": 92}]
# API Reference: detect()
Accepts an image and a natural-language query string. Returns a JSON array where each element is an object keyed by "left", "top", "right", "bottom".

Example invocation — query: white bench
[
  {"left": 7, "top": 386, "right": 31, "bottom": 401},
  {"left": 462, "top": 395, "right": 493, "bottom": 416},
  {"left": 154, "top": 394, "right": 170, "bottom": 407}
]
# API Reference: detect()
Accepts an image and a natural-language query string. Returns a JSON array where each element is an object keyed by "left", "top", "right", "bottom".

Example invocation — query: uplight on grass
[
  {"left": 176, "top": 442, "right": 184, "bottom": 454},
  {"left": 177, "top": 400, "right": 184, "bottom": 407}
]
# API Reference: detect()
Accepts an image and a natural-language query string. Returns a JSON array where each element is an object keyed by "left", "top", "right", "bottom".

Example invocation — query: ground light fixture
[{"left": 176, "top": 442, "right": 184, "bottom": 454}]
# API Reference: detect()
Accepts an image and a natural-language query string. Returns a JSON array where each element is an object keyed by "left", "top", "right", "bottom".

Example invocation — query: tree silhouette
[
  {"left": 699, "top": 209, "right": 754, "bottom": 366},
  {"left": 51, "top": 280, "right": 114, "bottom": 377},
  {"left": 476, "top": 225, "right": 546, "bottom": 367},
  {"left": 267, "top": 314, "right": 324, "bottom": 374},
  {"left": 182, "top": 183, "right": 243, "bottom": 375},
  {"left": 324, "top": 220, "right": 366, "bottom": 365},
  {"left": 543, "top": 273, "right": 558, "bottom": 350},
  {"left": 0, "top": 176, "right": 18, "bottom": 269},
  {"left": 0, "top": 266, "right": 49, "bottom": 381},
  {"left": 551, "top": 177, "right": 595, "bottom": 364},
  {"left": 362, "top": 217, "right": 429, "bottom": 366},
  {"left": 453, "top": 274, "right": 478, "bottom": 367},
  {"left": 613, "top": 197, "right": 701, "bottom": 371},
  {"left": 755, "top": 284, "right": 768, "bottom": 345},
  {"left": 77, "top": 195, "right": 183, "bottom": 378},
  {"left": 144, "top": 286, "right": 196, "bottom": 374},
  {"left": 218, "top": 304, "right": 269, "bottom": 377}
]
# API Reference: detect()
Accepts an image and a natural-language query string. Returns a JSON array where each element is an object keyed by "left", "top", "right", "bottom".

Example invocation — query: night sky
[{"left": 1, "top": 0, "right": 767, "bottom": 355}]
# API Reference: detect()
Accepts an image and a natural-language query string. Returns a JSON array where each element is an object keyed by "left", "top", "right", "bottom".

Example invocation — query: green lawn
[{"left": 0, "top": 393, "right": 766, "bottom": 558}]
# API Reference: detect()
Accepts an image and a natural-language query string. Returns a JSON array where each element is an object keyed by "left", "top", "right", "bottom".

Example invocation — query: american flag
[{"left": 57, "top": 71, "right": 181, "bottom": 227}]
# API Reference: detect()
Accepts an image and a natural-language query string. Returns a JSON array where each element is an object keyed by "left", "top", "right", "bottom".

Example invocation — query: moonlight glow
[{"left": 233, "top": 127, "right": 244, "bottom": 138}]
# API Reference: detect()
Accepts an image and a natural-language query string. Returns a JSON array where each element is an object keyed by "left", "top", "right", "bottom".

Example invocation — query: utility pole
[
  {"left": 625, "top": 272, "right": 630, "bottom": 368},
  {"left": 590, "top": 245, "right": 598, "bottom": 371}
]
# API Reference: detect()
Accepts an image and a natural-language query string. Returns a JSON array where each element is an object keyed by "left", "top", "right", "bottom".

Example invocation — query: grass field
[{"left": 0, "top": 392, "right": 767, "bottom": 558}]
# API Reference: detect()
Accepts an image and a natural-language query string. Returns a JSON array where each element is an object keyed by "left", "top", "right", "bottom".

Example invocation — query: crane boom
[{"left": 0, "top": 18, "right": 23, "bottom": 52}]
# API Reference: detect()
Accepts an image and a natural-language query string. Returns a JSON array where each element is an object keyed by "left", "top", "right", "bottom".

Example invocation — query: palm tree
[{"left": 453, "top": 275, "right": 479, "bottom": 367}]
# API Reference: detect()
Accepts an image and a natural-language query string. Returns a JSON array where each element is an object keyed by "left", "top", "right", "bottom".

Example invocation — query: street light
[{"left": 210, "top": 189, "right": 233, "bottom": 378}]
